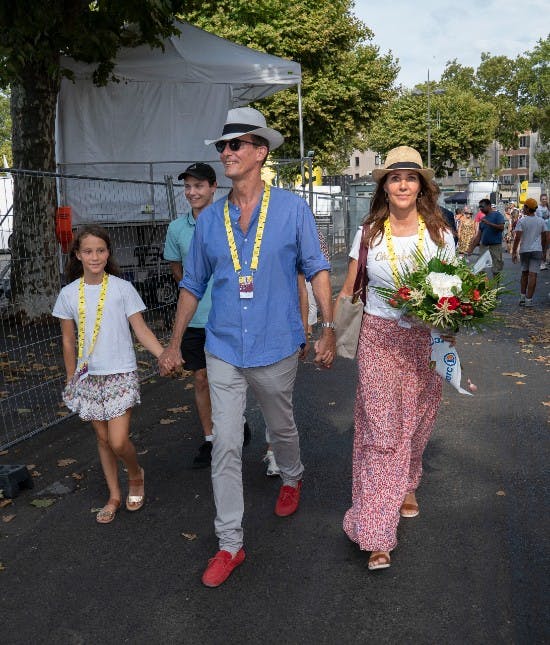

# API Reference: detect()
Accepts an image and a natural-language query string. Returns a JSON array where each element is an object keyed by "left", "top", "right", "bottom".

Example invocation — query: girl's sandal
[
  {"left": 96, "top": 498, "right": 121, "bottom": 524},
  {"left": 368, "top": 551, "right": 391, "bottom": 571},
  {"left": 126, "top": 468, "right": 145, "bottom": 512}
]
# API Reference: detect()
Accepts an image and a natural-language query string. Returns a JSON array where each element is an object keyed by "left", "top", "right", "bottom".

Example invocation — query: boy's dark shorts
[{"left": 181, "top": 327, "right": 207, "bottom": 371}]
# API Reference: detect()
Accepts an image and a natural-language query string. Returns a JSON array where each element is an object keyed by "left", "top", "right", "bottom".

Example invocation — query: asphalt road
[{"left": 0, "top": 253, "right": 548, "bottom": 644}]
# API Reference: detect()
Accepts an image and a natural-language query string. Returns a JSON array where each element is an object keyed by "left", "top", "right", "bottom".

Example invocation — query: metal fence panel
[{"left": 0, "top": 167, "right": 365, "bottom": 449}]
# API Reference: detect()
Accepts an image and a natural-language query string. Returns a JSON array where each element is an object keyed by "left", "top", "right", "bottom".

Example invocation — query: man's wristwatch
[{"left": 320, "top": 321, "right": 335, "bottom": 329}]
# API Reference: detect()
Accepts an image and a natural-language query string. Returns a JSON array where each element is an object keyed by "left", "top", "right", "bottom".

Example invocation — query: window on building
[
  {"left": 518, "top": 135, "right": 529, "bottom": 148},
  {"left": 459, "top": 168, "right": 467, "bottom": 178},
  {"left": 501, "top": 175, "right": 512, "bottom": 185},
  {"left": 354, "top": 156, "right": 360, "bottom": 167},
  {"left": 518, "top": 174, "right": 527, "bottom": 182},
  {"left": 503, "top": 156, "right": 512, "bottom": 169},
  {"left": 518, "top": 155, "right": 527, "bottom": 168},
  {"left": 355, "top": 173, "right": 360, "bottom": 179}
]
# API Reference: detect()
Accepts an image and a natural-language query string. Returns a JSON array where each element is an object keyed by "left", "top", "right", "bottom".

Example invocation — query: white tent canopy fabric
[{"left": 56, "top": 22, "right": 301, "bottom": 223}]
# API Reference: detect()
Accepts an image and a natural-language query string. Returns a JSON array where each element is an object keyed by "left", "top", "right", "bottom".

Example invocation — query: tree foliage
[
  {"left": 440, "top": 35, "right": 550, "bottom": 148},
  {"left": 0, "top": 0, "right": 186, "bottom": 320},
  {"left": 0, "top": 89, "right": 10, "bottom": 164},
  {"left": 180, "top": 0, "right": 398, "bottom": 172},
  {"left": 366, "top": 86, "right": 498, "bottom": 177}
]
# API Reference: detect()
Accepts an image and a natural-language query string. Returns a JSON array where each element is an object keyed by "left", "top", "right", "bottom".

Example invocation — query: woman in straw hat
[{"left": 336, "top": 146, "right": 455, "bottom": 570}]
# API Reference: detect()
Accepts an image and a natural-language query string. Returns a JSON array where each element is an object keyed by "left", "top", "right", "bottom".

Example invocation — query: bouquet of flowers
[{"left": 375, "top": 248, "right": 503, "bottom": 333}]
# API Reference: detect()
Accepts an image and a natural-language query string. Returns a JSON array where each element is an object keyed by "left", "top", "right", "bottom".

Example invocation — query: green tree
[
  {"left": 515, "top": 35, "right": 550, "bottom": 143},
  {"left": 441, "top": 37, "right": 550, "bottom": 148},
  {"left": 0, "top": 0, "right": 184, "bottom": 320},
  {"left": 366, "top": 86, "right": 498, "bottom": 177},
  {"left": 0, "top": 89, "right": 10, "bottom": 164},
  {"left": 181, "top": 0, "right": 398, "bottom": 172}
]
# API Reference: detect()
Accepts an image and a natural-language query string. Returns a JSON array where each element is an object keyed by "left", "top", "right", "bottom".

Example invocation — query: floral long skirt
[{"left": 343, "top": 314, "right": 442, "bottom": 552}]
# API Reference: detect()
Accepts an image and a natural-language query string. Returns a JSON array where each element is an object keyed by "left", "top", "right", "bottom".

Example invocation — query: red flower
[
  {"left": 436, "top": 296, "right": 461, "bottom": 311},
  {"left": 388, "top": 298, "right": 399, "bottom": 308},
  {"left": 471, "top": 289, "right": 481, "bottom": 301},
  {"left": 397, "top": 287, "right": 411, "bottom": 300}
]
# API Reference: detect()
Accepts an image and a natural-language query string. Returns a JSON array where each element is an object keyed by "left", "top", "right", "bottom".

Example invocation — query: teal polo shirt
[{"left": 163, "top": 211, "right": 212, "bottom": 328}]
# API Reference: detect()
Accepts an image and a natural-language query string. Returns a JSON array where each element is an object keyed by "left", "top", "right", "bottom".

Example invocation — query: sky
[{"left": 353, "top": 0, "right": 549, "bottom": 88}]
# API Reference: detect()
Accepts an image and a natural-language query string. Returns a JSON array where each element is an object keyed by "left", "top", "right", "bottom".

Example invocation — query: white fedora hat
[
  {"left": 372, "top": 146, "right": 434, "bottom": 182},
  {"left": 205, "top": 107, "right": 284, "bottom": 151}
]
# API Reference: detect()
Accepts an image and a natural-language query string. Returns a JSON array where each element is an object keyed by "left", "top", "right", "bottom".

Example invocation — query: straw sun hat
[{"left": 372, "top": 146, "right": 434, "bottom": 183}]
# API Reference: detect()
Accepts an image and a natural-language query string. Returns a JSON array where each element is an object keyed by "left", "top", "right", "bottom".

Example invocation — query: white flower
[{"left": 425, "top": 271, "right": 462, "bottom": 298}]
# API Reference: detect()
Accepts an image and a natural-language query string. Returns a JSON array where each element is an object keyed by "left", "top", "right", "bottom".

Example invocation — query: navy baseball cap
[{"left": 178, "top": 162, "right": 216, "bottom": 183}]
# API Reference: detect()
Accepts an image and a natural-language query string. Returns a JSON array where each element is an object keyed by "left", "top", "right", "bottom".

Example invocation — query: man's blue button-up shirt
[{"left": 181, "top": 186, "right": 330, "bottom": 368}]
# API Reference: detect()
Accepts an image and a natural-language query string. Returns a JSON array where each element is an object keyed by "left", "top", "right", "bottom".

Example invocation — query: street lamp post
[{"left": 413, "top": 69, "right": 445, "bottom": 169}]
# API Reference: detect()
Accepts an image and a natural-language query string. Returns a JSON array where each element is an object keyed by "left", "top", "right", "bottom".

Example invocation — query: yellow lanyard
[
  {"left": 77, "top": 272, "right": 109, "bottom": 362},
  {"left": 383, "top": 216, "right": 426, "bottom": 286},
  {"left": 224, "top": 184, "right": 271, "bottom": 273}
]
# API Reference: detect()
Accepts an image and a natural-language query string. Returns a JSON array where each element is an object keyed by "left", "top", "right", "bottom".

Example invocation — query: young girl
[{"left": 53, "top": 225, "right": 164, "bottom": 524}]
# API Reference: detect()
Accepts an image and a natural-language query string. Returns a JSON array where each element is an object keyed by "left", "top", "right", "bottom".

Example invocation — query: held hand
[
  {"left": 158, "top": 347, "right": 183, "bottom": 376},
  {"left": 439, "top": 332, "right": 456, "bottom": 346},
  {"left": 298, "top": 340, "right": 310, "bottom": 362},
  {"left": 512, "top": 253, "right": 519, "bottom": 264},
  {"left": 314, "top": 332, "right": 336, "bottom": 369}
]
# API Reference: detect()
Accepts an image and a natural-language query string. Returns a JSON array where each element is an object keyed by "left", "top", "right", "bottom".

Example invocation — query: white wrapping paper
[{"left": 430, "top": 330, "right": 473, "bottom": 395}]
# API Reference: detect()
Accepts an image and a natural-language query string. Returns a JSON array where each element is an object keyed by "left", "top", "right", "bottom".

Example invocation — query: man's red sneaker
[
  {"left": 201, "top": 549, "right": 245, "bottom": 587},
  {"left": 275, "top": 480, "right": 302, "bottom": 517}
]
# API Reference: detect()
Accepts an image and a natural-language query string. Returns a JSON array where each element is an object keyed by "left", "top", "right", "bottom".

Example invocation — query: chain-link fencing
[{"left": 0, "top": 165, "right": 369, "bottom": 449}]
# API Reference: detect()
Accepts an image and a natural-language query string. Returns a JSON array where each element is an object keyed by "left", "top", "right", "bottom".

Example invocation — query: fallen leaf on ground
[
  {"left": 0, "top": 499, "right": 12, "bottom": 508},
  {"left": 57, "top": 458, "right": 77, "bottom": 467},
  {"left": 137, "top": 449, "right": 148, "bottom": 455},
  {"left": 501, "top": 372, "right": 526, "bottom": 378},
  {"left": 31, "top": 471, "right": 42, "bottom": 477},
  {"left": 0, "top": 449, "right": 8, "bottom": 456},
  {"left": 167, "top": 406, "right": 190, "bottom": 414},
  {"left": 160, "top": 418, "right": 177, "bottom": 425},
  {"left": 328, "top": 401, "right": 336, "bottom": 406},
  {"left": 184, "top": 383, "right": 194, "bottom": 390},
  {"left": 542, "top": 401, "right": 550, "bottom": 407},
  {"left": 181, "top": 532, "right": 198, "bottom": 541},
  {"left": 515, "top": 381, "right": 525, "bottom": 385},
  {"left": 56, "top": 411, "right": 69, "bottom": 417},
  {"left": 30, "top": 498, "right": 55, "bottom": 508},
  {"left": 2, "top": 514, "right": 15, "bottom": 522},
  {"left": 27, "top": 464, "right": 36, "bottom": 470},
  {"left": 0, "top": 562, "right": 5, "bottom": 571},
  {"left": 17, "top": 408, "right": 32, "bottom": 414},
  {"left": 71, "top": 472, "right": 84, "bottom": 480},
  {"left": 496, "top": 490, "right": 506, "bottom": 496}
]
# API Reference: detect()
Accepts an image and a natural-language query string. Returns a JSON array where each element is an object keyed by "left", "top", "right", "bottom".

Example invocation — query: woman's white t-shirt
[
  {"left": 53, "top": 274, "right": 146, "bottom": 374},
  {"left": 349, "top": 226, "right": 456, "bottom": 320}
]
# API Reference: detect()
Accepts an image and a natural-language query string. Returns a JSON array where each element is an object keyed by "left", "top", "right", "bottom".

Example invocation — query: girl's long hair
[
  {"left": 362, "top": 173, "right": 448, "bottom": 248},
  {"left": 65, "top": 225, "right": 121, "bottom": 282}
]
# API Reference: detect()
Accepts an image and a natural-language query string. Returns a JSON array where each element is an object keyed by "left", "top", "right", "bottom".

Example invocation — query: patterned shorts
[{"left": 63, "top": 371, "right": 140, "bottom": 422}]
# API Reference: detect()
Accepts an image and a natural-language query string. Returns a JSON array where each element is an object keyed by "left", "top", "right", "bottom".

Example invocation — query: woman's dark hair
[
  {"left": 363, "top": 173, "right": 447, "bottom": 247},
  {"left": 65, "top": 224, "right": 121, "bottom": 282}
]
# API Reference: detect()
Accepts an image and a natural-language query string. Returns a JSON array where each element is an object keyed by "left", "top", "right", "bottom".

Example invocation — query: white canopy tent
[{"left": 56, "top": 22, "right": 302, "bottom": 223}]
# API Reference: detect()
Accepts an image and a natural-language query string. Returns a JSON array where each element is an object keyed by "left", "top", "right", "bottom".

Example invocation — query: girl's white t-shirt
[
  {"left": 349, "top": 226, "right": 456, "bottom": 320},
  {"left": 52, "top": 274, "right": 146, "bottom": 374}
]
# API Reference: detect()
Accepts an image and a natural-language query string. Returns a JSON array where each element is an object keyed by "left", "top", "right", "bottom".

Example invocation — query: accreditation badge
[{"left": 239, "top": 275, "right": 254, "bottom": 299}]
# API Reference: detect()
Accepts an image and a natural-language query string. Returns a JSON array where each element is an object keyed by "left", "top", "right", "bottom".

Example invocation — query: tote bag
[{"left": 335, "top": 227, "right": 369, "bottom": 359}]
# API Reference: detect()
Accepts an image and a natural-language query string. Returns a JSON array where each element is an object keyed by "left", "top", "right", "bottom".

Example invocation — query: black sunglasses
[{"left": 214, "top": 138, "right": 263, "bottom": 153}]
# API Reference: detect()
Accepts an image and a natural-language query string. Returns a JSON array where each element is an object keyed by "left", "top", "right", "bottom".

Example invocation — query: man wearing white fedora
[{"left": 159, "top": 106, "right": 335, "bottom": 587}]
